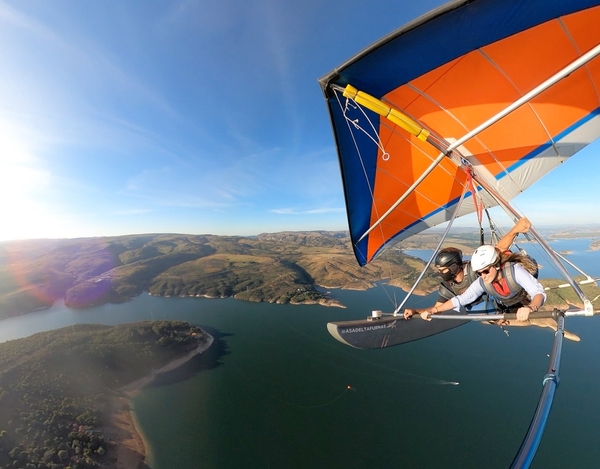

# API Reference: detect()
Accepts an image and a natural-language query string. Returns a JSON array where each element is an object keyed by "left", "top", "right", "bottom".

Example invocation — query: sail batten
[{"left": 320, "top": 0, "right": 600, "bottom": 265}]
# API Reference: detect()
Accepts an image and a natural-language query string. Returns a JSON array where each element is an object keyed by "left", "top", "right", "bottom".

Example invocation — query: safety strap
[{"left": 466, "top": 168, "right": 484, "bottom": 244}]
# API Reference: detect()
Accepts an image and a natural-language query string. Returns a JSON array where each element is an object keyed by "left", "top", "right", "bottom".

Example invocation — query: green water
[
  {"left": 125, "top": 289, "right": 600, "bottom": 469},
  {"left": 2, "top": 241, "right": 600, "bottom": 468}
]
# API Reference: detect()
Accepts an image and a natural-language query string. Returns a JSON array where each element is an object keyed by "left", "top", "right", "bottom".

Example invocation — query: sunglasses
[{"left": 476, "top": 267, "right": 494, "bottom": 276}]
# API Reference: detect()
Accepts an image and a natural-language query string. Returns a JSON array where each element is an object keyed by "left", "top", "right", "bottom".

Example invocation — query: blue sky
[{"left": 0, "top": 0, "right": 598, "bottom": 242}]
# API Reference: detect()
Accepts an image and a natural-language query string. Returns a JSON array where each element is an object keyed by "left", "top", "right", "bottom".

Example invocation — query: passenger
[
  {"left": 417, "top": 244, "right": 546, "bottom": 322},
  {"left": 404, "top": 217, "right": 531, "bottom": 320}
]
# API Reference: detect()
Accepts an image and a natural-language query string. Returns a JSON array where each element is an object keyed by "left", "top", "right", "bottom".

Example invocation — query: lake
[
  {"left": 405, "top": 237, "right": 600, "bottom": 280},
  {"left": 2, "top": 239, "right": 600, "bottom": 468}
]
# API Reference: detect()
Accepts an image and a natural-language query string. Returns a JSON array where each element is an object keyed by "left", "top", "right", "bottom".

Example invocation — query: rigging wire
[
  {"left": 334, "top": 84, "right": 598, "bottom": 317},
  {"left": 392, "top": 184, "right": 469, "bottom": 315},
  {"left": 334, "top": 86, "right": 462, "bottom": 257}
]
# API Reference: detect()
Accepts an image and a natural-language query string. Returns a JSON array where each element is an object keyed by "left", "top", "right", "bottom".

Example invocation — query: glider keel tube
[{"left": 510, "top": 312, "right": 565, "bottom": 469}]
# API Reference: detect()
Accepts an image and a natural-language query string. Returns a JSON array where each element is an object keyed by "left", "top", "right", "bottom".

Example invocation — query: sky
[{"left": 0, "top": 0, "right": 599, "bottom": 242}]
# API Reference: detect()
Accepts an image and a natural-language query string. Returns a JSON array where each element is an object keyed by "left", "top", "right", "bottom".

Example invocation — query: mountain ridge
[{"left": 0, "top": 231, "right": 438, "bottom": 318}]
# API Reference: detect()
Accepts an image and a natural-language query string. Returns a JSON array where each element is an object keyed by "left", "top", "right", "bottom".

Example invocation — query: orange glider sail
[{"left": 319, "top": 0, "right": 600, "bottom": 266}]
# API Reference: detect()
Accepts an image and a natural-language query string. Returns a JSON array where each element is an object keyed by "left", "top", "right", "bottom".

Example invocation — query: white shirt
[{"left": 450, "top": 263, "right": 546, "bottom": 312}]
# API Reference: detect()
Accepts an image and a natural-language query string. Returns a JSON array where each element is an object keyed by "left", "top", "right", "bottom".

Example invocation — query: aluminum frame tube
[{"left": 509, "top": 314, "right": 565, "bottom": 468}]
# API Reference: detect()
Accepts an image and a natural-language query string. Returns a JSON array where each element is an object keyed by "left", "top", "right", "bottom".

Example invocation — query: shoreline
[
  {"left": 106, "top": 333, "right": 215, "bottom": 469},
  {"left": 120, "top": 333, "right": 214, "bottom": 394}
]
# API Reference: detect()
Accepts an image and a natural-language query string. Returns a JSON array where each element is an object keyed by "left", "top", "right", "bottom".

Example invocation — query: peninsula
[
  {"left": 1, "top": 230, "right": 599, "bottom": 320},
  {"left": 0, "top": 231, "right": 440, "bottom": 320},
  {"left": 0, "top": 321, "right": 211, "bottom": 469}
]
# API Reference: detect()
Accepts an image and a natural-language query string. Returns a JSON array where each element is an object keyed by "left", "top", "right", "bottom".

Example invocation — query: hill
[
  {"left": 0, "top": 232, "right": 439, "bottom": 319},
  {"left": 0, "top": 321, "right": 208, "bottom": 469},
  {"left": 1, "top": 230, "right": 598, "bottom": 319}
]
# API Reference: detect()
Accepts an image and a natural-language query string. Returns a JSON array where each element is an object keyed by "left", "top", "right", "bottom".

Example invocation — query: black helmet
[{"left": 435, "top": 248, "right": 463, "bottom": 271}]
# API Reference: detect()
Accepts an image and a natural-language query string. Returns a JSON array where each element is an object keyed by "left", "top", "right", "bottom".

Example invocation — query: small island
[
  {"left": 0, "top": 321, "right": 212, "bottom": 469},
  {"left": 590, "top": 240, "right": 600, "bottom": 251}
]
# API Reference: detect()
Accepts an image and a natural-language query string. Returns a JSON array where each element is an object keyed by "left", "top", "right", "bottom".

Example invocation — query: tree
[{"left": 8, "top": 447, "right": 21, "bottom": 460}]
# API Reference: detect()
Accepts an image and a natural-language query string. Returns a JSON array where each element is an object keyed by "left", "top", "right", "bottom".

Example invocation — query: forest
[{"left": 0, "top": 320, "right": 206, "bottom": 469}]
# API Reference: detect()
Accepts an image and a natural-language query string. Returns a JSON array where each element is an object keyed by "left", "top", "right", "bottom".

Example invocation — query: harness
[
  {"left": 438, "top": 262, "right": 482, "bottom": 303},
  {"left": 464, "top": 262, "right": 479, "bottom": 285},
  {"left": 480, "top": 262, "right": 530, "bottom": 309}
]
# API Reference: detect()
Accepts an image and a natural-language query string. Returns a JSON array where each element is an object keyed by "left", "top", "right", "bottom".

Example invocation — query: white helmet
[{"left": 471, "top": 245, "right": 499, "bottom": 272}]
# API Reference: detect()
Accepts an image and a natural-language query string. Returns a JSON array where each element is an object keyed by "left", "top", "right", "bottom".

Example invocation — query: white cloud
[
  {"left": 122, "top": 165, "right": 249, "bottom": 209},
  {"left": 271, "top": 207, "right": 344, "bottom": 215},
  {"left": 114, "top": 208, "right": 154, "bottom": 216}
]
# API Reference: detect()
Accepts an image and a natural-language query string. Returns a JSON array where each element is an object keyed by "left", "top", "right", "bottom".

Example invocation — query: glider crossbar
[
  {"left": 520, "top": 229, "right": 596, "bottom": 283},
  {"left": 552, "top": 251, "right": 596, "bottom": 282},
  {"left": 545, "top": 278, "right": 600, "bottom": 291}
]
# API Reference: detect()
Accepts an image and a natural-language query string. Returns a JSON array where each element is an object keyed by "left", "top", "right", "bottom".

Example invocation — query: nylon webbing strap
[{"left": 466, "top": 168, "right": 484, "bottom": 244}]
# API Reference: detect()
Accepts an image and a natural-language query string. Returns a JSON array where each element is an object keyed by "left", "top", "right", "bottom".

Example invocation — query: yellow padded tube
[{"left": 343, "top": 85, "right": 430, "bottom": 141}]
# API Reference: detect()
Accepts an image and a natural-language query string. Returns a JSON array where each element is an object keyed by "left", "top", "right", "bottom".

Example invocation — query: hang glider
[
  {"left": 319, "top": 0, "right": 600, "bottom": 267},
  {"left": 318, "top": 1, "right": 600, "bottom": 467}
]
